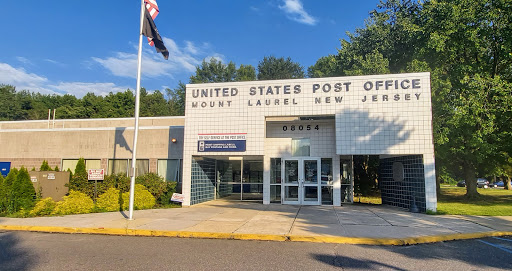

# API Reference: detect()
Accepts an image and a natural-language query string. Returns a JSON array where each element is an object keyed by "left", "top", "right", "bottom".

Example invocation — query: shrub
[
  {"left": 136, "top": 173, "right": 167, "bottom": 199},
  {"left": 30, "top": 197, "right": 56, "bottom": 216},
  {"left": 100, "top": 173, "right": 130, "bottom": 195},
  {"left": 158, "top": 181, "right": 178, "bottom": 206},
  {"left": 96, "top": 188, "right": 120, "bottom": 212},
  {"left": 3, "top": 168, "right": 18, "bottom": 214},
  {"left": 0, "top": 174, "right": 5, "bottom": 213},
  {"left": 52, "top": 191, "right": 94, "bottom": 215},
  {"left": 11, "top": 167, "right": 36, "bottom": 213},
  {"left": 54, "top": 166, "right": 59, "bottom": 172},
  {"left": 40, "top": 160, "right": 52, "bottom": 171},
  {"left": 135, "top": 173, "right": 177, "bottom": 205},
  {"left": 68, "top": 158, "right": 93, "bottom": 198},
  {"left": 121, "top": 184, "right": 155, "bottom": 210}
]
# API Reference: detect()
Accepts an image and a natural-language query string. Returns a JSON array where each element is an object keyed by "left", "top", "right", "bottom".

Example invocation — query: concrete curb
[{"left": 1, "top": 225, "right": 510, "bottom": 245}]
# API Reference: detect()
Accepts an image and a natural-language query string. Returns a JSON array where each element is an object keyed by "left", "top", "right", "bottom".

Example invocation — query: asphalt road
[{"left": 1, "top": 231, "right": 511, "bottom": 271}]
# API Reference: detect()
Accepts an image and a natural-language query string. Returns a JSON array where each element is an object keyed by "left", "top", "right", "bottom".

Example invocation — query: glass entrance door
[{"left": 282, "top": 158, "right": 321, "bottom": 205}]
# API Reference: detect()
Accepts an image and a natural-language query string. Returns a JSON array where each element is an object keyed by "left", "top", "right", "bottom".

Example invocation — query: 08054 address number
[{"left": 282, "top": 125, "right": 319, "bottom": 131}]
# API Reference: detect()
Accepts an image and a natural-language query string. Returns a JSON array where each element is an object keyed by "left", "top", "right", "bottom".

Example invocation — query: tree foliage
[
  {"left": 40, "top": 160, "right": 52, "bottom": 171},
  {"left": 309, "top": 0, "right": 512, "bottom": 198},
  {"left": 10, "top": 167, "right": 36, "bottom": 213},
  {"left": 0, "top": 84, "right": 184, "bottom": 120},
  {"left": 257, "top": 56, "right": 305, "bottom": 80},
  {"left": 0, "top": 174, "right": 5, "bottom": 213},
  {"left": 68, "top": 158, "right": 92, "bottom": 197},
  {"left": 166, "top": 82, "right": 186, "bottom": 116},
  {"left": 190, "top": 58, "right": 257, "bottom": 83}
]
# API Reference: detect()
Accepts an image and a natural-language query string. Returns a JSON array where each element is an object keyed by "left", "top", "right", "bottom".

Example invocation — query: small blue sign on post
[
  {"left": 197, "top": 133, "right": 247, "bottom": 152},
  {"left": 0, "top": 162, "right": 11, "bottom": 177}
]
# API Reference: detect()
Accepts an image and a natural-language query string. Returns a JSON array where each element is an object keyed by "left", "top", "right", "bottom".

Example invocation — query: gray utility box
[{"left": 29, "top": 171, "right": 70, "bottom": 201}]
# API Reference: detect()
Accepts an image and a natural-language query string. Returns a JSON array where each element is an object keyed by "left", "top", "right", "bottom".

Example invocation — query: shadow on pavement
[
  {"left": 312, "top": 237, "right": 512, "bottom": 270},
  {"left": 313, "top": 254, "right": 408, "bottom": 270},
  {"left": 0, "top": 231, "right": 36, "bottom": 271}
]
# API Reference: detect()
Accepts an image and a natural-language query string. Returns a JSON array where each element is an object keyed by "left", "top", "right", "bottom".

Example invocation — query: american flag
[{"left": 144, "top": 0, "right": 159, "bottom": 46}]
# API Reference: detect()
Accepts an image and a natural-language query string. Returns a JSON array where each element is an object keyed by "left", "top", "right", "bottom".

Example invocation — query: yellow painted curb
[{"left": 1, "top": 225, "right": 510, "bottom": 246}]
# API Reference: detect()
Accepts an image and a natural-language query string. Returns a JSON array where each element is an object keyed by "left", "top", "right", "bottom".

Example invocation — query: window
[
  {"left": 243, "top": 160, "right": 263, "bottom": 183},
  {"left": 292, "top": 138, "right": 310, "bottom": 156},
  {"left": 108, "top": 159, "right": 128, "bottom": 175},
  {"left": 270, "top": 158, "right": 281, "bottom": 184},
  {"left": 321, "top": 158, "right": 333, "bottom": 204},
  {"left": 62, "top": 159, "right": 101, "bottom": 174},
  {"left": 107, "top": 159, "right": 149, "bottom": 177},
  {"left": 157, "top": 159, "right": 181, "bottom": 182}
]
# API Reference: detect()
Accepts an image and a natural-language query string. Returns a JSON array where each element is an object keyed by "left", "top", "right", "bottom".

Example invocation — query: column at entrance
[{"left": 282, "top": 157, "right": 321, "bottom": 205}]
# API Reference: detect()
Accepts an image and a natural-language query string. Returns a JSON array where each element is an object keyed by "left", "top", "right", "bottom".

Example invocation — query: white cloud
[
  {"left": 279, "top": 0, "right": 317, "bottom": 25},
  {"left": 92, "top": 37, "right": 219, "bottom": 80},
  {"left": 184, "top": 41, "right": 199, "bottom": 55},
  {"left": 16, "top": 56, "right": 33, "bottom": 66},
  {"left": 0, "top": 63, "right": 55, "bottom": 94},
  {"left": 44, "top": 59, "right": 66, "bottom": 67},
  {"left": 0, "top": 62, "right": 129, "bottom": 97}
]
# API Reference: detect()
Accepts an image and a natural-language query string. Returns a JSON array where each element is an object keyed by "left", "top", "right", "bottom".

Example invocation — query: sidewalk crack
[{"left": 287, "top": 206, "right": 301, "bottom": 235}]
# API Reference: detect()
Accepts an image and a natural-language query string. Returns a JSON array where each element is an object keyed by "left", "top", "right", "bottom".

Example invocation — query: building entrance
[{"left": 282, "top": 157, "right": 321, "bottom": 205}]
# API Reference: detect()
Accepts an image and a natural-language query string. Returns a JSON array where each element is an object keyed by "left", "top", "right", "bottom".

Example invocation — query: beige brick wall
[{"left": 0, "top": 117, "right": 184, "bottom": 173}]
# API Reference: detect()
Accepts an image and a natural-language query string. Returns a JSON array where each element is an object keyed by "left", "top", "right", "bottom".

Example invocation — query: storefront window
[
  {"left": 243, "top": 160, "right": 263, "bottom": 183},
  {"left": 270, "top": 158, "right": 281, "bottom": 184},
  {"left": 321, "top": 158, "right": 333, "bottom": 185},
  {"left": 270, "top": 158, "right": 282, "bottom": 203}
]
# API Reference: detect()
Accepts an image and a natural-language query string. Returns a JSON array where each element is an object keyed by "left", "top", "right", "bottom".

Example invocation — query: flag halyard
[{"left": 142, "top": 0, "right": 169, "bottom": 60}]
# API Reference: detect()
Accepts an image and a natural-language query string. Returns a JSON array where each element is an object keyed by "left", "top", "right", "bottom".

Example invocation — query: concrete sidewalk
[{"left": 1, "top": 201, "right": 511, "bottom": 245}]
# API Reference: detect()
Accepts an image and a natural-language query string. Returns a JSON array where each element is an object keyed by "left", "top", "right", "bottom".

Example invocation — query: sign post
[{"left": 88, "top": 169, "right": 105, "bottom": 203}]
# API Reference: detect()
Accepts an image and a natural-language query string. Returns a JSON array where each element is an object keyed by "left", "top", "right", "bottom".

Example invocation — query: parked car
[
  {"left": 476, "top": 178, "right": 489, "bottom": 188},
  {"left": 457, "top": 180, "right": 466, "bottom": 187},
  {"left": 493, "top": 181, "right": 504, "bottom": 187}
]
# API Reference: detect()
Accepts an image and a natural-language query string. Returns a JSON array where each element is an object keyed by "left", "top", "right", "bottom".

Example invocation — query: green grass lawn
[{"left": 436, "top": 187, "right": 512, "bottom": 216}]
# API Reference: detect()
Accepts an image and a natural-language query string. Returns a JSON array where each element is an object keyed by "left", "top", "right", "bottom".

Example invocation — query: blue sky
[{"left": 0, "top": 0, "right": 381, "bottom": 97}]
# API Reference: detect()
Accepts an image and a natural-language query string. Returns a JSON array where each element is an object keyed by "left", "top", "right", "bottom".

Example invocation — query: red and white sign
[
  {"left": 88, "top": 169, "right": 104, "bottom": 180},
  {"left": 170, "top": 193, "right": 185, "bottom": 203}
]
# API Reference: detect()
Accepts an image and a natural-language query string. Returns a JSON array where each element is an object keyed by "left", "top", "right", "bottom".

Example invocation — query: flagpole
[{"left": 128, "top": 0, "right": 146, "bottom": 220}]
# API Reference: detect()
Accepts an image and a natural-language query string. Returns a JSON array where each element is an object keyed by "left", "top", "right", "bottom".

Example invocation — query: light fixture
[{"left": 171, "top": 138, "right": 177, "bottom": 143}]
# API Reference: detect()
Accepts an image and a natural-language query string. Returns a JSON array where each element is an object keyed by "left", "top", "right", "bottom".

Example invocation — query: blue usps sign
[
  {"left": 197, "top": 133, "right": 247, "bottom": 152},
  {"left": 0, "top": 162, "right": 11, "bottom": 177}
]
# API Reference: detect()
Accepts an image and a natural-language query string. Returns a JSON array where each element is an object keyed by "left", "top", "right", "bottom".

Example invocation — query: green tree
[
  {"left": 343, "top": 49, "right": 390, "bottom": 76},
  {"left": 140, "top": 89, "right": 169, "bottom": 117},
  {"left": 40, "top": 160, "right": 52, "bottom": 171},
  {"left": 257, "top": 56, "right": 305, "bottom": 80},
  {"left": 11, "top": 167, "right": 36, "bottom": 212},
  {"left": 4, "top": 168, "right": 18, "bottom": 213},
  {"left": 190, "top": 58, "right": 238, "bottom": 83},
  {"left": 166, "top": 82, "right": 186, "bottom": 116},
  {"left": 68, "top": 158, "right": 93, "bottom": 198},
  {"left": 308, "top": 55, "right": 340, "bottom": 78},
  {"left": 0, "top": 174, "right": 5, "bottom": 213},
  {"left": 235, "top": 64, "right": 257, "bottom": 81},
  {"left": 421, "top": 0, "right": 512, "bottom": 197},
  {"left": 309, "top": 0, "right": 512, "bottom": 199}
]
